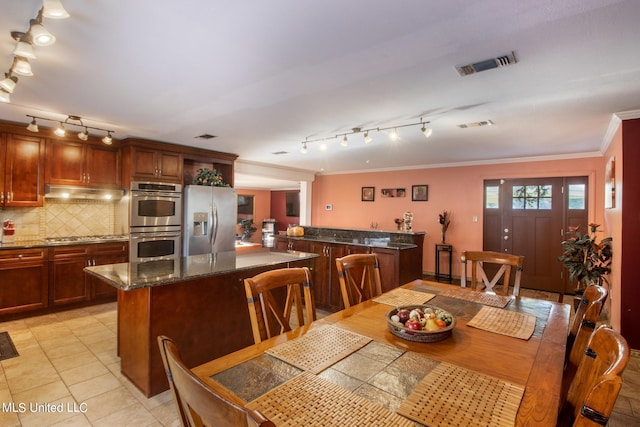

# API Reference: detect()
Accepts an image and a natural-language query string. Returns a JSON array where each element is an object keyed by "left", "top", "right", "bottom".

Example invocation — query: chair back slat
[
  {"left": 244, "top": 267, "right": 315, "bottom": 344},
  {"left": 461, "top": 250, "right": 524, "bottom": 297},
  {"left": 335, "top": 254, "right": 383, "bottom": 309}
]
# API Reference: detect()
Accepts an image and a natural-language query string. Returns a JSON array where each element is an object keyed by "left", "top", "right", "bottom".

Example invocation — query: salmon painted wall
[
  {"left": 236, "top": 189, "right": 271, "bottom": 244},
  {"left": 312, "top": 156, "right": 605, "bottom": 280},
  {"left": 603, "top": 124, "right": 622, "bottom": 332}
]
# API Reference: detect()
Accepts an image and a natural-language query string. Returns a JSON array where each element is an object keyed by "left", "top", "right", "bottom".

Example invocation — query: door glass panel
[
  {"left": 485, "top": 186, "right": 499, "bottom": 208},
  {"left": 512, "top": 185, "right": 552, "bottom": 210},
  {"left": 568, "top": 184, "right": 586, "bottom": 209}
]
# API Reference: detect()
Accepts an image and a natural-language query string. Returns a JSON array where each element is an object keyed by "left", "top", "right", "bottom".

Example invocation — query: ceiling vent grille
[
  {"left": 456, "top": 51, "right": 517, "bottom": 76},
  {"left": 195, "top": 134, "right": 217, "bottom": 139}
]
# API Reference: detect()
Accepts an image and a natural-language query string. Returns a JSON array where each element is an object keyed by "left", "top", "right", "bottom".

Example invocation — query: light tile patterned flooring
[{"left": 0, "top": 298, "right": 638, "bottom": 426}]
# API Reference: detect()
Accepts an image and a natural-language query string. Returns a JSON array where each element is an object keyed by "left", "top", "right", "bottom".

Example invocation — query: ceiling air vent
[
  {"left": 456, "top": 51, "right": 517, "bottom": 76},
  {"left": 272, "top": 151, "right": 288, "bottom": 155},
  {"left": 195, "top": 134, "right": 217, "bottom": 139}
]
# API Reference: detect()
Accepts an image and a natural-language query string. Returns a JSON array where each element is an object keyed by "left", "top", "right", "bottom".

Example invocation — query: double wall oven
[{"left": 129, "top": 182, "right": 182, "bottom": 277}]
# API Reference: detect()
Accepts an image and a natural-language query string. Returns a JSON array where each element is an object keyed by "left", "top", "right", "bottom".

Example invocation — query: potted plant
[
  {"left": 238, "top": 218, "right": 257, "bottom": 242},
  {"left": 193, "top": 168, "right": 229, "bottom": 187},
  {"left": 558, "top": 223, "right": 612, "bottom": 294}
]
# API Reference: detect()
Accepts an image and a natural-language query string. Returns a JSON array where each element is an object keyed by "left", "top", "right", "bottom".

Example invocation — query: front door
[{"left": 483, "top": 177, "right": 588, "bottom": 294}]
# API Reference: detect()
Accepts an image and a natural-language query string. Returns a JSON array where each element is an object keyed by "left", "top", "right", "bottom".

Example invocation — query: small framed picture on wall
[
  {"left": 412, "top": 185, "right": 428, "bottom": 201},
  {"left": 362, "top": 186, "right": 375, "bottom": 201}
]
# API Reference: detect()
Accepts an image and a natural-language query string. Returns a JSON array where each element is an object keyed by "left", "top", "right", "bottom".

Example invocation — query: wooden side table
[{"left": 435, "top": 243, "right": 453, "bottom": 283}]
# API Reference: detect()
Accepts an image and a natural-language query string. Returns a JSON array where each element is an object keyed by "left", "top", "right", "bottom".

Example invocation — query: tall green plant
[{"left": 558, "top": 223, "right": 612, "bottom": 291}]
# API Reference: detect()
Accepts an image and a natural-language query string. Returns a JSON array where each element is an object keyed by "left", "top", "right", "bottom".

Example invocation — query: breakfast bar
[
  {"left": 192, "top": 280, "right": 571, "bottom": 426},
  {"left": 85, "top": 249, "right": 319, "bottom": 397}
]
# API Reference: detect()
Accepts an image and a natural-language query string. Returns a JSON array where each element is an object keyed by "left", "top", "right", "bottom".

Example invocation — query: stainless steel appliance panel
[
  {"left": 183, "top": 186, "right": 237, "bottom": 256},
  {"left": 130, "top": 182, "right": 182, "bottom": 229},
  {"left": 130, "top": 230, "right": 181, "bottom": 263}
]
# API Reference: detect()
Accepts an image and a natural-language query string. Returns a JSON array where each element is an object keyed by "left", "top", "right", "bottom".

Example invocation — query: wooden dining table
[{"left": 192, "top": 279, "right": 571, "bottom": 426}]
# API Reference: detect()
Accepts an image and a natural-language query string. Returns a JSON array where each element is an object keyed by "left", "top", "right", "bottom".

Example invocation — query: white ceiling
[{"left": 1, "top": 1, "right": 639, "bottom": 190}]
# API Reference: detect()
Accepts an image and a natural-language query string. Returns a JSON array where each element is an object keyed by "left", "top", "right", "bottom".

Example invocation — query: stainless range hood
[{"left": 44, "top": 185, "right": 126, "bottom": 201}]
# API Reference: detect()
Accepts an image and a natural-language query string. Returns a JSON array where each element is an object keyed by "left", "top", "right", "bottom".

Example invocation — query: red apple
[
  {"left": 405, "top": 319, "right": 422, "bottom": 332},
  {"left": 397, "top": 309, "right": 411, "bottom": 323}
]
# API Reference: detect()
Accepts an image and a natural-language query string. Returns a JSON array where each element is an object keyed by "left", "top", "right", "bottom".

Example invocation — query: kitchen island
[{"left": 85, "top": 249, "right": 318, "bottom": 397}]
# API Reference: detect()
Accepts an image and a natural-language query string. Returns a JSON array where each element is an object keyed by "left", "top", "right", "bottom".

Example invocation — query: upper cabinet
[
  {"left": 121, "top": 138, "right": 237, "bottom": 187},
  {"left": 121, "top": 140, "right": 184, "bottom": 184},
  {"left": 1, "top": 132, "right": 45, "bottom": 207},
  {"left": 45, "top": 139, "right": 121, "bottom": 188}
]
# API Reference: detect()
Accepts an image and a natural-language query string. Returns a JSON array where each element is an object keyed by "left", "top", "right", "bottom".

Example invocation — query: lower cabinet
[
  {"left": 50, "top": 242, "right": 129, "bottom": 306},
  {"left": 0, "top": 248, "right": 48, "bottom": 316}
]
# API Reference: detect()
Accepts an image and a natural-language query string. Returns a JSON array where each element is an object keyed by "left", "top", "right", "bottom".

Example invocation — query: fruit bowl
[{"left": 386, "top": 305, "right": 456, "bottom": 343}]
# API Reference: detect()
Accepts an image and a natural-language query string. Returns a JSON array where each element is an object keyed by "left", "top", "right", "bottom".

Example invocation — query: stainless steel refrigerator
[{"left": 183, "top": 185, "right": 238, "bottom": 256}]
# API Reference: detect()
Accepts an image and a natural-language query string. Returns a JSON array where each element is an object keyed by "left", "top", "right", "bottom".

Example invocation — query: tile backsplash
[{"left": 1, "top": 199, "right": 117, "bottom": 241}]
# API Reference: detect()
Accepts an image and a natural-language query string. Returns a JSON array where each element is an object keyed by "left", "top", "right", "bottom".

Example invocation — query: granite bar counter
[
  {"left": 84, "top": 248, "right": 318, "bottom": 290},
  {"left": 86, "top": 248, "right": 318, "bottom": 397}
]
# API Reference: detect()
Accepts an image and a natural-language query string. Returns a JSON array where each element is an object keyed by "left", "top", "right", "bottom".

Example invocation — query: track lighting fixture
[
  {"left": 0, "top": 89, "right": 10, "bottom": 103},
  {"left": 26, "top": 115, "right": 116, "bottom": 145},
  {"left": 299, "top": 117, "right": 433, "bottom": 152},
  {"left": 1, "top": 2, "right": 70, "bottom": 102}
]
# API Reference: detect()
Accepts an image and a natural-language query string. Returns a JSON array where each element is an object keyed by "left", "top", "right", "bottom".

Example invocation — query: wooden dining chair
[
  {"left": 567, "top": 285, "right": 608, "bottom": 365},
  {"left": 157, "top": 335, "right": 275, "bottom": 427},
  {"left": 244, "top": 266, "right": 315, "bottom": 344},
  {"left": 558, "top": 324, "right": 629, "bottom": 426},
  {"left": 460, "top": 250, "right": 525, "bottom": 297},
  {"left": 335, "top": 253, "right": 383, "bottom": 309}
]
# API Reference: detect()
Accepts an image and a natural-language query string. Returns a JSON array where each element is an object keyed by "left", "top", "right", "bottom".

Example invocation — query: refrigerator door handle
[{"left": 211, "top": 204, "right": 219, "bottom": 247}]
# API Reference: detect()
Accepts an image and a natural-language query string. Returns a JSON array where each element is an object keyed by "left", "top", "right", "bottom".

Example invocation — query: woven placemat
[
  {"left": 266, "top": 325, "right": 371, "bottom": 374},
  {"left": 467, "top": 306, "right": 536, "bottom": 340},
  {"left": 397, "top": 362, "right": 525, "bottom": 427},
  {"left": 373, "top": 288, "right": 435, "bottom": 306},
  {"left": 437, "top": 287, "right": 512, "bottom": 308},
  {"left": 247, "top": 372, "right": 414, "bottom": 426}
]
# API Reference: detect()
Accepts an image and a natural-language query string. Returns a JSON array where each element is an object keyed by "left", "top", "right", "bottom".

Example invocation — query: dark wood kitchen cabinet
[
  {"left": 45, "top": 139, "right": 120, "bottom": 188},
  {"left": 50, "top": 245, "right": 92, "bottom": 306},
  {"left": 90, "top": 242, "right": 128, "bottom": 300},
  {"left": 126, "top": 145, "right": 183, "bottom": 183},
  {"left": 50, "top": 243, "right": 129, "bottom": 306},
  {"left": 0, "top": 248, "right": 49, "bottom": 316},
  {"left": 0, "top": 133, "right": 45, "bottom": 207}
]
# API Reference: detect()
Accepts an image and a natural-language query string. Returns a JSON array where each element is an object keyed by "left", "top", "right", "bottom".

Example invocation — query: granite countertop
[
  {"left": 278, "top": 234, "right": 417, "bottom": 249},
  {"left": 84, "top": 249, "right": 319, "bottom": 291},
  {"left": 275, "top": 226, "right": 424, "bottom": 250},
  {"left": 0, "top": 236, "right": 129, "bottom": 250}
]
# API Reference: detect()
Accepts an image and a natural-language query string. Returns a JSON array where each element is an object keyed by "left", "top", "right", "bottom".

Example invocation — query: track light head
[
  {"left": 421, "top": 125, "right": 433, "bottom": 138},
  {"left": 12, "top": 33, "right": 36, "bottom": 59},
  {"left": 0, "top": 74, "right": 18, "bottom": 93},
  {"left": 77, "top": 128, "right": 89, "bottom": 141},
  {"left": 300, "top": 142, "right": 308, "bottom": 154},
  {"left": 12, "top": 56, "right": 33, "bottom": 76},
  {"left": 29, "top": 13, "right": 56, "bottom": 46},
  {"left": 364, "top": 131, "right": 372, "bottom": 143},
  {"left": 43, "top": 0, "right": 70, "bottom": 19},
  {"left": 102, "top": 132, "right": 113, "bottom": 145},
  {"left": 27, "top": 117, "right": 39, "bottom": 132},
  {"left": 341, "top": 135, "right": 348, "bottom": 147},
  {"left": 54, "top": 122, "right": 66, "bottom": 137},
  {"left": 0, "top": 89, "right": 10, "bottom": 103},
  {"left": 389, "top": 128, "right": 399, "bottom": 141}
]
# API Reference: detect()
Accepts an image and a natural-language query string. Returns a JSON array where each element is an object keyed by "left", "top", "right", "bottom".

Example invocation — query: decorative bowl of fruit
[{"left": 386, "top": 305, "right": 456, "bottom": 343}]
